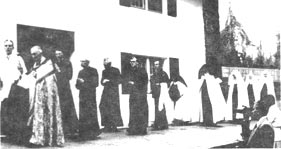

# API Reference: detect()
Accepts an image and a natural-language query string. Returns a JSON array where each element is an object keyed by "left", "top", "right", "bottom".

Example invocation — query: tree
[
  {"left": 254, "top": 50, "right": 265, "bottom": 68},
  {"left": 220, "top": 3, "right": 251, "bottom": 67},
  {"left": 244, "top": 55, "right": 254, "bottom": 68},
  {"left": 264, "top": 55, "right": 274, "bottom": 68},
  {"left": 274, "top": 33, "right": 280, "bottom": 69}
]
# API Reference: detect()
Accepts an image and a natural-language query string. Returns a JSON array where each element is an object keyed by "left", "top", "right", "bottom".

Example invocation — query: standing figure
[
  {"left": 199, "top": 64, "right": 227, "bottom": 126},
  {"left": 150, "top": 60, "right": 169, "bottom": 130},
  {"left": 28, "top": 46, "right": 64, "bottom": 147},
  {"left": 0, "top": 39, "right": 28, "bottom": 142},
  {"left": 245, "top": 71, "right": 256, "bottom": 108},
  {"left": 55, "top": 50, "right": 78, "bottom": 137},
  {"left": 127, "top": 57, "right": 148, "bottom": 135},
  {"left": 99, "top": 58, "right": 123, "bottom": 132},
  {"left": 258, "top": 71, "right": 276, "bottom": 102},
  {"left": 227, "top": 70, "right": 249, "bottom": 120},
  {"left": 76, "top": 59, "right": 101, "bottom": 139},
  {"left": 266, "top": 96, "right": 281, "bottom": 148},
  {"left": 172, "top": 75, "right": 202, "bottom": 125}
]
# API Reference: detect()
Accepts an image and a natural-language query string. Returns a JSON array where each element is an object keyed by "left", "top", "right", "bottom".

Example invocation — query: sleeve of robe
[
  {"left": 109, "top": 68, "right": 121, "bottom": 86},
  {"left": 137, "top": 68, "right": 148, "bottom": 91},
  {"left": 65, "top": 61, "right": 73, "bottom": 80},
  {"left": 76, "top": 68, "right": 99, "bottom": 90}
]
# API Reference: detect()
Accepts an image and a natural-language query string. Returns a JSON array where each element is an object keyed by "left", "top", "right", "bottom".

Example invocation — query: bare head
[
  {"left": 154, "top": 60, "right": 160, "bottom": 69},
  {"left": 55, "top": 50, "right": 64, "bottom": 62},
  {"left": 4, "top": 39, "right": 14, "bottom": 55},
  {"left": 30, "top": 45, "right": 43, "bottom": 63},
  {"left": 130, "top": 56, "right": 138, "bottom": 68},
  {"left": 80, "top": 59, "right": 90, "bottom": 68},
  {"left": 104, "top": 58, "right": 112, "bottom": 69}
]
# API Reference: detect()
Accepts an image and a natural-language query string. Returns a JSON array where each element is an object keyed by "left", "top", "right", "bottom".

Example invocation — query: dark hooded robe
[
  {"left": 247, "top": 83, "right": 255, "bottom": 108},
  {"left": 260, "top": 83, "right": 268, "bottom": 101},
  {"left": 99, "top": 66, "right": 123, "bottom": 129},
  {"left": 199, "top": 65, "right": 213, "bottom": 125},
  {"left": 76, "top": 66, "right": 101, "bottom": 138},
  {"left": 232, "top": 84, "right": 238, "bottom": 120},
  {"left": 127, "top": 66, "right": 148, "bottom": 135},
  {"left": 201, "top": 79, "right": 214, "bottom": 125},
  {"left": 55, "top": 59, "right": 78, "bottom": 136}
]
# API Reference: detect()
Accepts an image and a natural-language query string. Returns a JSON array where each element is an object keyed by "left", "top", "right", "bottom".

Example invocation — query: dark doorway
[
  {"left": 169, "top": 57, "right": 179, "bottom": 79},
  {"left": 17, "top": 24, "right": 75, "bottom": 70}
]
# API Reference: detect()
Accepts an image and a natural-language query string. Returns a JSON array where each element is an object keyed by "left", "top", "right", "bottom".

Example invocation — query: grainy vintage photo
[{"left": 0, "top": 0, "right": 280, "bottom": 148}]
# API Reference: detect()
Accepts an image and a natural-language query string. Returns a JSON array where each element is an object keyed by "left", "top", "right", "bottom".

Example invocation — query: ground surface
[{"left": 1, "top": 122, "right": 253, "bottom": 149}]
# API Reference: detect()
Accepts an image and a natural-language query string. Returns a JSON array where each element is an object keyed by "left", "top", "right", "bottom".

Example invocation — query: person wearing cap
[
  {"left": 55, "top": 50, "right": 78, "bottom": 137},
  {"left": 76, "top": 58, "right": 101, "bottom": 139},
  {"left": 150, "top": 60, "right": 169, "bottom": 130},
  {"left": 27, "top": 45, "right": 64, "bottom": 147},
  {"left": 127, "top": 56, "right": 148, "bottom": 135},
  {"left": 99, "top": 58, "right": 123, "bottom": 132}
]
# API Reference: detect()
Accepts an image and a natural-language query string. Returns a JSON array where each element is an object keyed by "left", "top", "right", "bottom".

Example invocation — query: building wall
[
  {"left": 222, "top": 67, "right": 280, "bottom": 82},
  {"left": 0, "top": 0, "right": 205, "bottom": 126}
]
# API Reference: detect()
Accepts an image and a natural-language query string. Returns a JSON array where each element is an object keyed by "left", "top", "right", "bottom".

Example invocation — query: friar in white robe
[
  {"left": 173, "top": 79, "right": 203, "bottom": 123},
  {"left": 256, "top": 71, "right": 276, "bottom": 102},
  {"left": 226, "top": 70, "right": 249, "bottom": 120},
  {"left": 200, "top": 72, "right": 227, "bottom": 125},
  {"left": 244, "top": 71, "right": 257, "bottom": 108}
]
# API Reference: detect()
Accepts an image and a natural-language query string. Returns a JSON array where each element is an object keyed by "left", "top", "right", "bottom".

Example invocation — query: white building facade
[{"left": 0, "top": 0, "right": 206, "bottom": 127}]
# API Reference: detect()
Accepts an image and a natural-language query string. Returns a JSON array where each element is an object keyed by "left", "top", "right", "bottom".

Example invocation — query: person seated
[
  {"left": 246, "top": 96, "right": 281, "bottom": 148},
  {"left": 239, "top": 94, "right": 275, "bottom": 142},
  {"left": 246, "top": 116, "right": 275, "bottom": 148},
  {"left": 252, "top": 94, "right": 276, "bottom": 120},
  {"left": 266, "top": 96, "right": 281, "bottom": 148}
]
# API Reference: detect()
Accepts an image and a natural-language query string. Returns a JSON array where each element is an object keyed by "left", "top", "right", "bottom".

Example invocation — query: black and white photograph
[{"left": 0, "top": 0, "right": 280, "bottom": 148}]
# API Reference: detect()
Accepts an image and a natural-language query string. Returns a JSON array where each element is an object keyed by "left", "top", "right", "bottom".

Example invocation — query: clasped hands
[
  {"left": 77, "top": 78, "right": 85, "bottom": 83},
  {"left": 102, "top": 79, "right": 110, "bottom": 84}
]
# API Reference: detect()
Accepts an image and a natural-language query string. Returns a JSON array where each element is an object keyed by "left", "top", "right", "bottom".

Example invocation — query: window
[
  {"left": 120, "top": 0, "right": 145, "bottom": 9},
  {"left": 148, "top": 0, "right": 162, "bottom": 13},
  {"left": 119, "top": 0, "right": 131, "bottom": 7},
  {"left": 169, "top": 57, "right": 179, "bottom": 79},
  {"left": 167, "top": 0, "right": 177, "bottom": 17},
  {"left": 121, "top": 52, "right": 148, "bottom": 94},
  {"left": 131, "top": 0, "right": 145, "bottom": 8},
  {"left": 120, "top": 0, "right": 177, "bottom": 17},
  {"left": 121, "top": 52, "right": 180, "bottom": 94}
]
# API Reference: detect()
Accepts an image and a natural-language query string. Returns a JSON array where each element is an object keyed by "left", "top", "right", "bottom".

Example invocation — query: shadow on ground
[{"left": 211, "top": 141, "right": 247, "bottom": 148}]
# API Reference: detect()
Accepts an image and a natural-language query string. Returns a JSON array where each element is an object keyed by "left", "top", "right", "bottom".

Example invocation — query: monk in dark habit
[
  {"left": 76, "top": 59, "right": 101, "bottom": 139},
  {"left": 99, "top": 58, "right": 123, "bottom": 132},
  {"left": 55, "top": 50, "right": 78, "bottom": 138},
  {"left": 127, "top": 56, "right": 148, "bottom": 135}
]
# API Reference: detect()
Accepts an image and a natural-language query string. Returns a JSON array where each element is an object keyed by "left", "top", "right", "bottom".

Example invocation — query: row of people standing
[
  {"left": 0, "top": 42, "right": 98, "bottom": 147},
  {"left": 0, "top": 41, "right": 151, "bottom": 146},
  {"left": 170, "top": 63, "right": 278, "bottom": 126},
  {"left": 1, "top": 39, "right": 278, "bottom": 147}
]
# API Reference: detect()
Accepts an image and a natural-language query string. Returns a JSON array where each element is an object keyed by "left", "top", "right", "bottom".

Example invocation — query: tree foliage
[
  {"left": 220, "top": 5, "right": 250, "bottom": 67},
  {"left": 274, "top": 33, "right": 280, "bottom": 69}
]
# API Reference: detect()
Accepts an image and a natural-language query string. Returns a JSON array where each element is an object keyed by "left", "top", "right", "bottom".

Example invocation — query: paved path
[{"left": 1, "top": 122, "right": 245, "bottom": 149}]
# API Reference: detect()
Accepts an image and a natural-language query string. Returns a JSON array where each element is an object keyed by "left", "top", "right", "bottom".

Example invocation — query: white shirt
[{"left": 0, "top": 53, "right": 27, "bottom": 100}]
